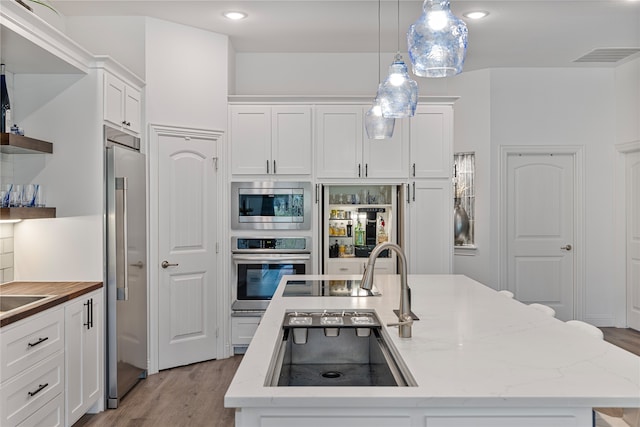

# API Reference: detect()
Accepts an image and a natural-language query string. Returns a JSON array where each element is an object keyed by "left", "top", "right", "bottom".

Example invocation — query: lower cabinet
[
  {"left": 0, "top": 309, "right": 65, "bottom": 427},
  {"left": 0, "top": 289, "right": 103, "bottom": 427},
  {"left": 405, "top": 180, "right": 453, "bottom": 274},
  {"left": 231, "top": 314, "right": 263, "bottom": 354},
  {"left": 65, "top": 290, "right": 102, "bottom": 427},
  {"left": 326, "top": 258, "right": 395, "bottom": 275}
]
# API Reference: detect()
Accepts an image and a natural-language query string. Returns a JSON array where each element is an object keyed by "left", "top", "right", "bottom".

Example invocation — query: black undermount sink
[
  {"left": 266, "top": 310, "right": 416, "bottom": 387},
  {"left": 0, "top": 295, "right": 51, "bottom": 313}
]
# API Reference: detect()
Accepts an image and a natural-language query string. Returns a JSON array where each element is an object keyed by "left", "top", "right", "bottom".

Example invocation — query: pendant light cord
[
  {"left": 396, "top": 0, "right": 400, "bottom": 53},
  {"left": 377, "top": 0, "right": 381, "bottom": 83}
]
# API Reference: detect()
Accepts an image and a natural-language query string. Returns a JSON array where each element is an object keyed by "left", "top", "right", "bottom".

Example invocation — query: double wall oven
[
  {"left": 230, "top": 181, "right": 314, "bottom": 353},
  {"left": 230, "top": 181, "right": 314, "bottom": 311}
]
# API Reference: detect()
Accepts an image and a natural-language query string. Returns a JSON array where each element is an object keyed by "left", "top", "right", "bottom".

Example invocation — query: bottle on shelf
[
  {"left": 354, "top": 219, "right": 365, "bottom": 246},
  {"left": 1, "top": 64, "right": 11, "bottom": 133},
  {"left": 346, "top": 220, "right": 352, "bottom": 237},
  {"left": 377, "top": 217, "right": 388, "bottom": 244}
]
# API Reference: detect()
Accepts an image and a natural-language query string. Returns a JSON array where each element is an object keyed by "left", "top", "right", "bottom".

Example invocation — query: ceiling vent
[{"left": 574, "top": 48, "right": 640, "bottom": 63}]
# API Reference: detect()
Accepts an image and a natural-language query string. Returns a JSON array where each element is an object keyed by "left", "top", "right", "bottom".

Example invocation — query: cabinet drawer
[
  {"left": 231, "top": 316, "right": 262, "bottom": 345},
  {"left": 0, "top": 308, "right": 64, "bottom": 383},
  {"left": 0, "top": 352, "right": 64, "bottom": 427},
  {"left": 17, "top": 392, "right": 63, "bottom": 427},
  {"left": 327, "top": 261, "right": 363, "bottom": 274}
]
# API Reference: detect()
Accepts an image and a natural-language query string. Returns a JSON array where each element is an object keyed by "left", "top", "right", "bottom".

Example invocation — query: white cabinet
[
  {"left": 0, "top": 308, "right": 65, "bottom": 427},
  {"left": 409, "top": 105, "right": 453, "bottom": 178},
  {"left": 405, "top": 180, "right": 453, "bottom": 274},
  {"left": 104, "top": 72, "right": 142, "bottom": 135},
  {"left": 315, "top": 106, "right": 409, "bottom": 179},
  {"left": 230, "top": 105, "right": 312, "bottom": 175},
  {"left": 327, "top": 258, "right": 395, "bottom": 275},
  {"left": 65, "top": 290, "right": 102, "bottom": 427},
  {"left": 231, "top": 315, "right": 263, "bottom": 354}
]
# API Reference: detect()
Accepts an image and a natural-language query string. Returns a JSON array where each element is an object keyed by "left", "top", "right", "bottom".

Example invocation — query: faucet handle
[{"left": 387, "top": 314, "right": 414, "bottom": 328}]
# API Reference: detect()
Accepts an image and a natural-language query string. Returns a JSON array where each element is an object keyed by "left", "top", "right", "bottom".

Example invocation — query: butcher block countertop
[{"left": 0, "top": 281, "right": 103, "bottom": 327}]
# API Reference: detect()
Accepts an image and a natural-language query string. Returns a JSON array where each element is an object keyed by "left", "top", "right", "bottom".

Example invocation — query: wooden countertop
[{"left": 0, "top": 281, "right": 103, "bottom": 327}]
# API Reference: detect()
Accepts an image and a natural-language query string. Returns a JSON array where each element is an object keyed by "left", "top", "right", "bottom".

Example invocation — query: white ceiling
[{"left": 53, "top": 0, "right": 640, "bottom": 72}]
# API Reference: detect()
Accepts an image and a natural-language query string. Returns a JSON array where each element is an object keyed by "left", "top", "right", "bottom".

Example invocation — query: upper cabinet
[
  {"left": 315, "top": 105, "right": 409, "bottom": 179},
  {"left": 104, "top": 72, "right": 142, "bottom": 136},
  {"left": 409, "top": 104, "right": 453, "bottom": 178},
  {"left": 230, "top": 105, "right": 312, "bottom": 176}
]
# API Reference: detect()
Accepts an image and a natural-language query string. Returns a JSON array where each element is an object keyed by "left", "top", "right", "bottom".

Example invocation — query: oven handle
[{"left": 232, "top": 254, "right": 311, "bottom": 262}]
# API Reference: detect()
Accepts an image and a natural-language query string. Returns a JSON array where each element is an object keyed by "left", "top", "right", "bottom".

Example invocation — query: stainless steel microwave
[{"left": 231, "top": 182, "right": 312, "bottom": 230}]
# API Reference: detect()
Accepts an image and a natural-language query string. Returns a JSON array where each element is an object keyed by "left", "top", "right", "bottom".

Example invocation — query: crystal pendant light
[
  {"left": 377, "top": 0, "right": 418, "bottom": 119},
  {"left": 365, "top": 0, "right": 395, "bottom": 139},
  {"left": 407, "top": 0, "right": 468, "bottom": 78}
]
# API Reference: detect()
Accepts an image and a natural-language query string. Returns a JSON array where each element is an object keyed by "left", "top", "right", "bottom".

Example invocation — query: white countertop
[{"left": 224, "top": 274, "right": 640, "bottom": 410}]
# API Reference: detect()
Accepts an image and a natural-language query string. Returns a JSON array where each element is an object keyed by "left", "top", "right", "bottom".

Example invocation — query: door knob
[
  {"left": 560, "top": 244, "right": 572, "bottom": 251},
  {"left": 161, "top": 260, "right": 179, "bottom": 268}
]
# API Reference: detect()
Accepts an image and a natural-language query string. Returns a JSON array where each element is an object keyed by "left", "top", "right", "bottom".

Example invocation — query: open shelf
[
  {"left": 0, "top": 133, "right": 53, "bottom": 154},
  {"left": 0, "top": 207, "right": 56, "bottom": 220}
]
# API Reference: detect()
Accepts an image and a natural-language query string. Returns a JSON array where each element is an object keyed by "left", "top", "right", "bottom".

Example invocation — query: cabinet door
[
  {"left": 316, "top": 106, "right": 363, "bottom": 178},
  {"left": 364, "top": 118, "right": 409, "bottom": 179},
  {"left": 230, "top": 106, "right": 271, "bottom": 175},
  {"left": 409, "top": 105, "right": 453, "bottom": 178},
  {"left": 124, "top": 85, "right": 142, "bottom": 135},
  {"left": 104, "top": 73, "right": 126, "bottom": 130},
  {"left": 406, "top": 180, "right": 453, "bottom": 274},
  {"left": 65, "top": 290, "right": 102, "bottom": 427},
  {"left": 271, "top": 106, "right": 312, "bottom": 175}
]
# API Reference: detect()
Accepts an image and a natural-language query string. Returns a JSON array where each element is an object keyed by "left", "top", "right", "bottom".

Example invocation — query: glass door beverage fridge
[{"left": 322, "top": 185, "right": 398, "bottom": 275}]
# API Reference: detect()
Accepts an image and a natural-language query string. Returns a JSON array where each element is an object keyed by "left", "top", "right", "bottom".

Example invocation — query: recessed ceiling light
[
  {"left": 463, "top": 11, "right": 489, "bottom": 20},
  {"left": 224, "top": 11, "right": 247, "bottom": 20}
]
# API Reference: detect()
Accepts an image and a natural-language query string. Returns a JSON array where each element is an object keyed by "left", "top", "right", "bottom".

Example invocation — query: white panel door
[
  {"left": 409, "top": 105, "right": 452, "bottom": 178},
  {"left": 230, "top": 105, "right": 271, "bottom": 175},
  {"left": 272, "top": 106, "right": 312, "bottom": 175},
  {"left": 315, "top": 106, "right": 363, "bottom": 178},
  {"left": 364, "top": 119, "right": 410, "bottom": 179},
  {"left": 627, "top": 151, "right": 640, "bottom": 330},
  {"left": 507, "top": 153, "right": 575, "bottom": 320},
  {"left": 158, "top": 132, "right": 218, "bottom": 369},
  {"left": 406, "top": 180, "right": 453, "bottom": 274}
]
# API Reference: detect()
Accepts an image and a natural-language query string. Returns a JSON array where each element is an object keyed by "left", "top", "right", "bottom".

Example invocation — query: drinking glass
[
  {"left": 35, "top": 185, "right": 45, "bottom": 207},
  {"left": 22, "top": 184, "right": 37, "bottom": 207}
]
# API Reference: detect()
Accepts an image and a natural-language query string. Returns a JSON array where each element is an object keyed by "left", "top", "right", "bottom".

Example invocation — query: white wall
[
  {"left": 65, "top": 16, "right": 147, "bottom": 80},
  {"left": 144, "top": 17, "right": 229, "bottom": 131}
]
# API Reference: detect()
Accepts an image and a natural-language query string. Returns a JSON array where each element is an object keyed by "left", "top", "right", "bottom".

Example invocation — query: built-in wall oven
[
  {"left": 231, "top": 236, "right": 312, "bottom": 311},
  {"left": 231, "top": 181, "right": 312, "bottom": 230}
]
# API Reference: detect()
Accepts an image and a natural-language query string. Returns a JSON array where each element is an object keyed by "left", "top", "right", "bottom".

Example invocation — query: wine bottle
[{"left": 1, "top": 64, "right": 10, "bottom": 133}]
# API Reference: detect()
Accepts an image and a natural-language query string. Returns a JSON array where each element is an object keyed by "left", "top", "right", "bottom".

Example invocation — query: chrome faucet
[{"left": 360, "top": 242, "right": 413, "bottom": 338}]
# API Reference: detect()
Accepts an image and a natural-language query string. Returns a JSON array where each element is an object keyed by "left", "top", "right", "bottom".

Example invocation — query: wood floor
[
  {"left": 75, "top": 328, "right": 640, "bottom": 427},
  {"left": 75, "top": 356, "right": 242, "bottom": 427}
]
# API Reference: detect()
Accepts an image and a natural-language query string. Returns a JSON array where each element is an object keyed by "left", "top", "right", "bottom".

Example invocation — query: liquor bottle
[
  {"left": 1, "top": 64, "right": 10, "bottom": 133},
  {"left": 377, "top": 218, "right": 388, "bottom": 244},
  {"left": 354, "top": 220, "right": 365, "bottom": 246}
]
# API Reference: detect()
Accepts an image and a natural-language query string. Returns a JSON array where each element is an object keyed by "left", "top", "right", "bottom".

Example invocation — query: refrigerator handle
[{"left": 116, "top": 177, "right": 129, "bottom": 301}]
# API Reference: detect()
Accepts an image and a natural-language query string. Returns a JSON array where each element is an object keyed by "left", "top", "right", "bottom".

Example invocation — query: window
[{"left": 453, "top": 152, "right": 475, "bottom": 247}]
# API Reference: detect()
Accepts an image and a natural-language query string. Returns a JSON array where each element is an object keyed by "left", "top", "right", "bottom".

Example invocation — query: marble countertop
[{"left": 224, "top": 274, "right": 640, "bottom": 409}]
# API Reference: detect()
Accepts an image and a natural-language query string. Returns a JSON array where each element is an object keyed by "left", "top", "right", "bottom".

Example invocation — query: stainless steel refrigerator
[{"left": 105, "top": 125, "right": 147, "bottom": 409}]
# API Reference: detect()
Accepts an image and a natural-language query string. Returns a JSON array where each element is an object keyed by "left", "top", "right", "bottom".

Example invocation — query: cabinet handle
[
  {"left": 27, "top": 383, "right": 49, "bottom": 397},
  {"left": 84, "top": 299, "right": 91, "bottom": 329},
  {"left": 339, "top": 268, "right": 349, "bottom": 272},
  {"left": 127, "top": 121, "right": 131, "bottom": 126},
  {"left": 412, "top": 163, "right": 416, "bottom": 177},
  {"left": 27, "top": 337, "right": 49, "bottom": 348},
  {"left": 266, "top": 160, "right": 269, "bottom": 174},
  {"left": 413, "top": 182, "right": 416, "bottom": 202},
  {"left": 273, "top": 160, "right": 277, "bottom": 174},
  {"left": 365, "top": 164, "right": 368, "bottom": 177},
  {"left": 121, "top": 120, "right": 127, "bottom": 126},
  {"left": 358, "top": 164, "right": 361, "bottom": 177},
  {"left": 315, "top": 184, "right": 319, "bottom": 204},
  {"left": 406, "top": 183, "right": 410, "bottom": 204}
]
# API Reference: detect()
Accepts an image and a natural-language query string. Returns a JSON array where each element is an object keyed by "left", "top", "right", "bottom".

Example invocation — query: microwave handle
[{"left": 232, "top": 254, "right": 311, "bottom": 262}]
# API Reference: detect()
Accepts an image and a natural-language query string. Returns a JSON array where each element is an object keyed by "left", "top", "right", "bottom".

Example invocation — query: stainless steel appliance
[
  {"left": 231, "top": 181, "right": 312, "bottom": 230},
  {"left": 231, "top": 236, "right": 312, "bottom": 310},
  {"left": 105, "top": 125, "right": 147, "bottom": 409}
]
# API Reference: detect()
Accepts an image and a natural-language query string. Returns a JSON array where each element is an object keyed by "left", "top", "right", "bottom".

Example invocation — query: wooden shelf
[
  {"left": 0, "top": 133, "right": 53, "bottom": 154},
  {"left": 0, "top": 207, "right": 56, "bottom": 220}
]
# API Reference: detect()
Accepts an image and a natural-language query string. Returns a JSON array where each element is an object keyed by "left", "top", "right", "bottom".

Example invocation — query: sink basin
[
  {"left": 0, "top": 295, "right": 51, "bottom": 313},
  {"left": 267, "top": 311, "right": 416, "bottom": 387}
]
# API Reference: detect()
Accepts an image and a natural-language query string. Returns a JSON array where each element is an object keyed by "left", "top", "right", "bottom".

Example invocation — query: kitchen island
[{"left": 224, "top": 274, "right": 640, "bottom": 426}]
